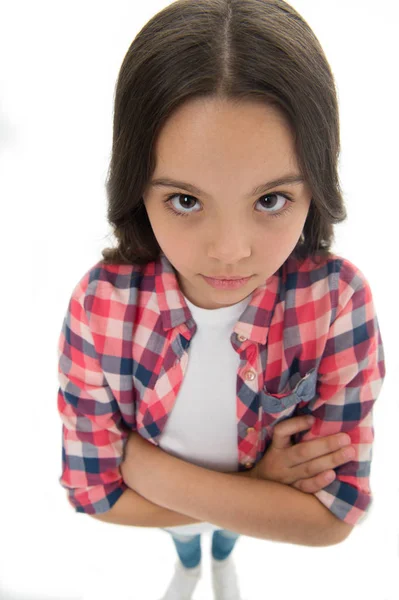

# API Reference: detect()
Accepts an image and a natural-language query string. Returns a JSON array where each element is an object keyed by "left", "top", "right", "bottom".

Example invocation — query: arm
[
  {"left": 58, "top": 283, "right": 252, "bottom": 523},
  {"left": 90, "top": 487, "right": 202, "bottom": 527},
  {"left": 91, "top": 470, "right": 252, "bottom": 527},
  {"left": 290, "top": 261, "right": 386, "bottom": 526},
  {"left": 57, "top": 288, "right": 131, "bottom": 514},
  {"left": 122, "top": 434, "right": 351, "bottom": 547}
]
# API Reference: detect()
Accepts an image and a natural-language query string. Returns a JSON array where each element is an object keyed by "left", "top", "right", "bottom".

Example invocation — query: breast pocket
[{"left": 260, "top": 367, "right": 318, "bottom": 426}]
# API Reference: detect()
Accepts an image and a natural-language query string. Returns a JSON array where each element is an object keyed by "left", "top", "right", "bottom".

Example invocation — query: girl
[{"left": 57, "top": 1, "right": 386, "bottom": 599}]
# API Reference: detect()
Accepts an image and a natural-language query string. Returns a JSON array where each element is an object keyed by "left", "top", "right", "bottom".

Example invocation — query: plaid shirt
[{"left": 57, "top": 251, "right": 386, "bottom": 526}]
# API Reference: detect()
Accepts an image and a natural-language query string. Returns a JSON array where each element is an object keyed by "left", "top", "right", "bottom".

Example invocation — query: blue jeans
[{"left": 167, "top": 529, "right": 240, "bottom": 569}]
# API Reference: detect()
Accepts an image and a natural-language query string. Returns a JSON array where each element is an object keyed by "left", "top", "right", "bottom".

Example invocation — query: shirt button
[
  {"left": 245, "top": 370, "right": 256, "bottom": 381},
  {"left": 246, "top": 427, "right": 255, "bottom": 434},
  {"left": 237, "top": 334, "right": 247, "bottom": 342}
]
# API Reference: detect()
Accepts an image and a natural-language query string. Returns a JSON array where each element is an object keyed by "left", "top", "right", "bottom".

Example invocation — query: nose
[{"left": 206, "top": 220, "right": 251, "bottom": 263}]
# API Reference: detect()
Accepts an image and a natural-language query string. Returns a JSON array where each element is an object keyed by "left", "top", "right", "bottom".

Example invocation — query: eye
[{"left": 163, "top": 192, "right": 294, "bottom": 219}]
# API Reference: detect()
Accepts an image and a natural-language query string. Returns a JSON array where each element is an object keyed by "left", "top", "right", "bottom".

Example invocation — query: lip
[
  {"left": 202, "top": 274, "right": 253, "bottom": 290},
  {"left": 205, "top": 275, "right": 250, "bottom": 280}
]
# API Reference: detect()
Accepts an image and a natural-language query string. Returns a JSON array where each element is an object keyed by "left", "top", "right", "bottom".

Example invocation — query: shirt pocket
[{"left": 260, "top": 367, "right": 318, "bottom": 418}]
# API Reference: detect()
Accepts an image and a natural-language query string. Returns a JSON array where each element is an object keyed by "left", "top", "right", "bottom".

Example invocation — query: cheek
[
  {"left": 146, "top": 209, "right": 180, "bottom": 246},
  {"left": 257, "top": 220, "right": 304, "bottom": 258},
  {"left": 275, "top": 210, "right": 307, "bottom": 237},
  {"left": 154, "top": 222, "right": 193, "bottom": 257}
]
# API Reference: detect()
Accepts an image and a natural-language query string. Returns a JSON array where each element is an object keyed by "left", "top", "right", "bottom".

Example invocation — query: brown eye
[
  {"left": 257, "top": 193, "right": 289, "bottom": 214},
  {"left": 163, "top": 193, "right": 201, "bottom": 217},
  {"left": 163, "top": 191, "right": 294, "bottom": 219}
]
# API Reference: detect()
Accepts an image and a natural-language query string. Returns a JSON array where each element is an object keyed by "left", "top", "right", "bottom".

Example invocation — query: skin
[{"left": 142, "top": 96, "right": 312, "bottom": 310}]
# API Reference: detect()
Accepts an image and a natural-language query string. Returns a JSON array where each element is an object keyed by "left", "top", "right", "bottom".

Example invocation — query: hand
[{"left": 252, "top": 416, "right": 355, "bottom": 494}]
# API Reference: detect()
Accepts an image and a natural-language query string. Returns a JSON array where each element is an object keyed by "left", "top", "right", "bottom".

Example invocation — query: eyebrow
[{"left": 149, "top": 173, "right": 305, "bottom": 199}]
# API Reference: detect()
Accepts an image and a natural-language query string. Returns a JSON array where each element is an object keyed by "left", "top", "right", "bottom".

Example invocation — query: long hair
[{"left": 101, "top": 0, "right": 347, "bottom": 267}]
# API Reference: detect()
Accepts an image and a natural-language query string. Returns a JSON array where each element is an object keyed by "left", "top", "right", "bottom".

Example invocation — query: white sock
[
  {"left": 159, "top": 559, "right": 202, "bottom": 600},
  {"left": 211, "top": 554, "right": 242, "bottom": 600}
]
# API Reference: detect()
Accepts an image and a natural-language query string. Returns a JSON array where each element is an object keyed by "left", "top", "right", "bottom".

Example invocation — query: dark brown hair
[{"left": 101, "top": 0, "right": 347, "bottom": 267}]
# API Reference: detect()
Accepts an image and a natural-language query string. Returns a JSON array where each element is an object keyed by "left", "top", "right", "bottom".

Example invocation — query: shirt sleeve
[
  {"left": 292, "top": 260, "right": 386, "bottom": 526},
  {"left": 57, "top": 285, "right": 130, "bottom": 515}
]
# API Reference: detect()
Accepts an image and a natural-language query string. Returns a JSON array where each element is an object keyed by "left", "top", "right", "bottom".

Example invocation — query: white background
[{"left": 0, "top": 1, "right": 397, "bottom": 598}]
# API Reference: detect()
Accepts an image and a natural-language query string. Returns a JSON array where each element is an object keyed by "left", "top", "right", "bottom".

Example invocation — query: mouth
[
  {"left": 203, "top": 275, "right": 251, "bottom": 280},
  {"left": 201, "top": 274, "right": 253, "bottom": 289}
]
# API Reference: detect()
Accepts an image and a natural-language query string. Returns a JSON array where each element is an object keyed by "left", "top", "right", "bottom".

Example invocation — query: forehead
[{"left": 153, "top": 97, "right": 298, "bottom": 177}]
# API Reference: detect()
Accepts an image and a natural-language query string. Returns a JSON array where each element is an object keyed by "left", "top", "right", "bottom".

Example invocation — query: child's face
[{"left": 142, "top": 96, "right": 312, "bottom": 309}]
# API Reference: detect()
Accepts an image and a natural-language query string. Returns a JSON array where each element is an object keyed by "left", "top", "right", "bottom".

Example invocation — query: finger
[
  {"left": 292, "top": 470, "right": 336, "bottom": 494},
  {"left": 286, "top": 436, "right": 353, "bottom": 476},
  {"left": 271, "top": 416, "right": 314, "bottom": 450},
  {"left": 287, "top": 434, "right": 353, "bottom": 467},
  {"left": 290, "top": 446, "right": 355, "bottom": 482}
]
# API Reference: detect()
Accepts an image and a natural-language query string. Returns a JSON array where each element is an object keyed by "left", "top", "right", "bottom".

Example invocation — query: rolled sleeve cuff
[
  {"left": 65, "top": 479, "right": 129, "bottom": 515},
  {"left": 314, "top": 480, "right": 372, "bottom": 526}
]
